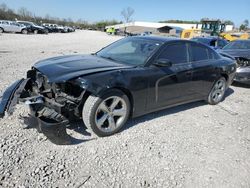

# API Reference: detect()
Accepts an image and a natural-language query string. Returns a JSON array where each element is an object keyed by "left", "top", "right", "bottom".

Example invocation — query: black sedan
[
  {"left": 220, "top": 40, "right": 250, "bottom": 85},
  {"left": 0, "top": 36, "right": 236, "bottom": 143},
  {"left": 17, "top": 21, "right": 48, "bottom": 34}
]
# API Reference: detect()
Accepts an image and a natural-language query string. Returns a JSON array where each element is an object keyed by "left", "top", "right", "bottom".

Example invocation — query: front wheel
[
  {"left": 0, "top": 27, "right": 4, "bottom": 33},
  {"left": 82, "top": 89, "right": 130, "bottom": 137},
  {"left": 207, "top": 77, "right": 227, "bottom": 105}
]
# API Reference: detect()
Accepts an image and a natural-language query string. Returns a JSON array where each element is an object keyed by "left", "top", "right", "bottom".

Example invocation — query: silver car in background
[{"left": 0, "top": 20, "right": 28, "bottom": 34}]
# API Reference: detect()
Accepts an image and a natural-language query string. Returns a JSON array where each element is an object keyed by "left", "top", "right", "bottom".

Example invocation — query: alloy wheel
[
  {"left": 211, "top": 79, "right": 226, "bottom": 103},
  {"left": 95, "top": 96, "right": 127, "bottom": 133}
]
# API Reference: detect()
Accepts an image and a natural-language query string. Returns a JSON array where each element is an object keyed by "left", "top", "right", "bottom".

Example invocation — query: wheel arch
[
  {"left": 21, "top": 28, "right": 27, "bottom": 33},
  {"left": 81, "top": 86, "right": 134, "bottom": 118},
  {"left": 112, "top": 86, "right": 134, "bottom": 117},
  {"left": 220, "top": 73, "right": 230, "bottom": 88},
  {"left": 221, "top": 73, "right": 228, "bottom": 81}
]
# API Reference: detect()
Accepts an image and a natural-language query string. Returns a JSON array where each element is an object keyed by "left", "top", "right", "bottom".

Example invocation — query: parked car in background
[
  {"left": 57, "top": 25, "right": 68, "bottom": 33},
  {"left": 0, "top": 20, "right": 28, "bottom": 34},
  {"left": 220, "top": 40, "right": 250, "bottom": 85},
  {"left": 16, "top": 21, "right": 48, "bottom": 34},
  {"left": 42, "top": 23, "right": 58, "bottom": 33},
  {"left": 43, "top": 23, "right": 68, "bottom": 33},
  {"left": 192, "top": 36, "right": 228, "bottom": 49},
  {"left": 64, "top": 26, "right": 75, "bottom": 32},
  {"left": 0, "top": 37, "right": 236, "bottom": 142}
]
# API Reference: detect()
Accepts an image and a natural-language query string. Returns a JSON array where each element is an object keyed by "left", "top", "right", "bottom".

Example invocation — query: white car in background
[{"left": 0, "top": 20, "right": 28, "bottom": 34}]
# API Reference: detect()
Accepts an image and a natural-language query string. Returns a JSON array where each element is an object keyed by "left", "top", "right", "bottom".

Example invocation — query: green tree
[
  {"left": 224, "top": 20, "right": 234, "bottom": 25},
  {"left": 244, "top": 19, "right": 249, "bottom": 28},
  {"left": 239, "top": 24, "right": 246, "bottom": 31},
  {"left": 239, "top": 19, "right": 249, "bottom": 31}
]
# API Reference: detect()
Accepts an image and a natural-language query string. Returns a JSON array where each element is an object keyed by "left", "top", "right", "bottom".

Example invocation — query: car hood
[
  {"left": 33, "top": 55, "right": 134, "bottom": 83},
  {"left": 220, "top": 49, "right": 250, "bottom": 59}
]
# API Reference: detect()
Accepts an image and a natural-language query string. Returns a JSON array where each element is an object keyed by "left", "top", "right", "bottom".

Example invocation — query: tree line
[
  {"left": 0, "top": 3, "right": 121, "bottom": 30},
  {"left": 1, "top": 3, "right": 248, "bottom": 31}
]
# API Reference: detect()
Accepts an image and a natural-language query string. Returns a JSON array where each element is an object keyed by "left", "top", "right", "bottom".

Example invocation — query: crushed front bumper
[
  {"left": 0, "top": 79, "right": 29, "bottom": 117},
  {"left": 0, "top": 79, "right": 72, "bottom": 145}
]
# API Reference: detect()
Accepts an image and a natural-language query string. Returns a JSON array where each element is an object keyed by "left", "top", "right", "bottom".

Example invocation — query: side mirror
[{"left": 153, "top": 59, "right": 172, "bottom": 67}]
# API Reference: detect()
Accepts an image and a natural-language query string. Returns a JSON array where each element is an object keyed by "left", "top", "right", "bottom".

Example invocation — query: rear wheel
[
  {"left": 21, "top": 29, "right": 27, "bottom": 34},
  {"left": 0, "top": 27, "right": 3, "bottom": 33},
  {"left": 82, "top": 89, "right": 130, "bottom": 137},
  {"left": 207, "top": 77, "right": 227, "bottom": 105}
]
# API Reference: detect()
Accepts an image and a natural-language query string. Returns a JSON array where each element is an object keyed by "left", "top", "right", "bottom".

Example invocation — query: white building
[{"left": 106, "top": 21, "right": 234, "bottom": 33}]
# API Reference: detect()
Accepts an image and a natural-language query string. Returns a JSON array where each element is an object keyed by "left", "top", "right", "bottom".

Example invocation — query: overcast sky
[{"left": 0, "top": 0, "right": 249, "bottom": 26}]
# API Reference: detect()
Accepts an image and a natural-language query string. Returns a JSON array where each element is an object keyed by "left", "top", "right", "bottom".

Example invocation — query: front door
[{"left": 147, "top": 42, "right": 195, "bottom": 110}]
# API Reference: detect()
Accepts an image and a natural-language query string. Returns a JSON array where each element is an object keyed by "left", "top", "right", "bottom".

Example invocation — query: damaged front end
[
  {"left": 234, "top": 57, "right": 250, "bottom": 84},
  {"left": 0, "top": 69, "right": 86, "bottom": 144}
]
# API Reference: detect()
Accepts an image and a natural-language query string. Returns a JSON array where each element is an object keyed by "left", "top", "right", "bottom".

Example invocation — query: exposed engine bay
[{"left": 0, "top": 69, "right": 87, "bottom": 144}]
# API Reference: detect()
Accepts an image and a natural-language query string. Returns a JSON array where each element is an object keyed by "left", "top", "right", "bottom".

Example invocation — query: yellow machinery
[
  {"left": 181, "top": 28, "right": 203, "bottom": 39},
  {"left": 220, "top": 32, "right": 249, "bottom": 41},
  {"left": 106, "top": 27, "right": 116, "bottom": 35},
  {"left": 181, "top": 19, "right": 224, "bottom": 39},
  {"left": 181, "top": 19, "right": 249, "bottom": 41}
]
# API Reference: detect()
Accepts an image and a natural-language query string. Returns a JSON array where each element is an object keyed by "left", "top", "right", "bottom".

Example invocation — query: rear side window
[
  {"left": 190, "top": 43, "right": 219, "bottom": 62},
  {"left": 157, "top": 43, "right": 188, "bottom": 64},
  {"left": 190, "top": 44, "right": 209, "bottom": 61}
]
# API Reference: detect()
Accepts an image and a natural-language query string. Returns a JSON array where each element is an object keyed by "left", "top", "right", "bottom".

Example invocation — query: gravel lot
[{"left": 0, "top": 30, "right": 250, "bottom": 188}]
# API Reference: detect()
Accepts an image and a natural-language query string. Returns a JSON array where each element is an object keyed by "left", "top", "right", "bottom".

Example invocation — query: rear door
[
  {"left": 188, "top": 42, "right": 220, "bottom": 97},
  {"left": 147, "top": 42, "right": 195, "bottom": 110},
  {"left": 10, "top": 22, "right": 21, "bottom": 32},
  {"left": 8, "top": 22, "right": 17, "bottom": 32}
]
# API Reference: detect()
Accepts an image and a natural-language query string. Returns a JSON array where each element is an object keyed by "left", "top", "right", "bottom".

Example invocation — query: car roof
[
  {"left": 192, "top": 36, "right": 224, "bottom": 40},
  {"left": 17, "top": 21, "right": 33, "bottom": 24},
  {"left": 0, "top": 20, "right": 12, "bottom": 22}
]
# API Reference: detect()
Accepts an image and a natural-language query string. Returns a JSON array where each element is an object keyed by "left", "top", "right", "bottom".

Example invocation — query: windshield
[
  {"left": 223, "top": 40, "right": 250, "bottom": 50},
  {"left": 96, "top": 37, "right": 162, "bottom": 66}
]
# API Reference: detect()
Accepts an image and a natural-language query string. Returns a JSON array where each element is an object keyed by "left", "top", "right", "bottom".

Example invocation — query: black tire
[
  {"left": 0, "top": 27, "right": 3, "bottom": 33},
  {"left": 82, "top": 89, "right": 131, "bottom": 137},
  {"left": 207, "top": 77, "right": 227, "bottom": 105},
  {"left": 21, "top": 29, "right": 27, "bottom": 34}
]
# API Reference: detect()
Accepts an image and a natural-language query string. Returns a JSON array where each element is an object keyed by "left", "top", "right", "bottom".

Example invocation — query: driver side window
[{"left": 157, "top": 43, "right": 188, "bottom": 64}]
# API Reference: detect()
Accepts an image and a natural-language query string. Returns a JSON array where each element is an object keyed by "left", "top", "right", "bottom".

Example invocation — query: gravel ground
[{"left": 0, "top": 30, "right": 250, "bottom": 188}]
